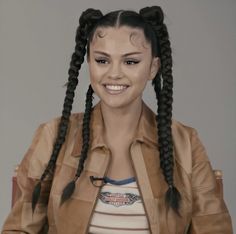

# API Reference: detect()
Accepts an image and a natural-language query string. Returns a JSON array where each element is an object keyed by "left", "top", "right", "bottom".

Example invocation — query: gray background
[{"left": 1, "top": 0, "right": 235, "bottom": 230}]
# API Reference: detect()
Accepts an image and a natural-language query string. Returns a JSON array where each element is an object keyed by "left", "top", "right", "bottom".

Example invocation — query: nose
[{"left": 108, "top": 62, "right": 124, "bottom": 79}]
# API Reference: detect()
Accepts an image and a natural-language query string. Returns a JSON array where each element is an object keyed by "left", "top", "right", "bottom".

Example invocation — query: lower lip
[{"left": 103, "top": 85, "right": 129, "bottom": 95}]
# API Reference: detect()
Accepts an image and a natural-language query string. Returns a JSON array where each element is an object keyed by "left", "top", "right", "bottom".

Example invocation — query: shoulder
[
  {"left": 172, "top": 118, "right": 204, "bottom": 150},
  {"left": 172, "top": 118, "right": 197, "bottom": 137},
  {"left": 171, "top": 118, "right": 209, "bottom": 173},
  {"left": 47, "top": 112, "right": 85, "bottom": 126},
  {"left": 20, "top": 112, "right": 85, "bottom": 178},
  {"left": 39, "top": 112, "right": 85, "bottom": 137},
  {"left": 171, "top": 118, "right": 201, "bottom": 149},
  {"left": 30, "top": 112, "right": 85, "bottom": 155}
]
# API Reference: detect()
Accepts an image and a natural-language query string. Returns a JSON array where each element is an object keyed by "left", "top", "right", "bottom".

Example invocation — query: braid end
[
  {"left": 165, "top": 185, "right": 182, "bottom": 217},
  {"left": 32, "top": 181, "right": 42, "bottom": 213},
  {"left": 60, "top": 180, "right": 76, "bottom": 206}
]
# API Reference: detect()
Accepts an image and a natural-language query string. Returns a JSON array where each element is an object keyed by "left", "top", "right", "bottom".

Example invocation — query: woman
[{"left": 2, "top": 6, "right": 233, "bottom": 234}]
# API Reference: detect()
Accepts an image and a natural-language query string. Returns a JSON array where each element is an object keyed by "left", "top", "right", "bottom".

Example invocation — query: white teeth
[{"left": 105, "top": 85, "right": 128, "bottom": 91}]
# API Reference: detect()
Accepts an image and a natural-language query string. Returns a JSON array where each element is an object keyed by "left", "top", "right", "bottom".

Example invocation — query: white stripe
[
  {"left": 90, "top": 213, "right": 149, "bottom": 228},
  {"left": 89, "top": 226, "right": 150, "bottom": 234}
]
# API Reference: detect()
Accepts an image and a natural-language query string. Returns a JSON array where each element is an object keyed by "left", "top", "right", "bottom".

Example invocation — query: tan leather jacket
[{"left": 2, "top": 100, "right": 233, "bottom": 234}]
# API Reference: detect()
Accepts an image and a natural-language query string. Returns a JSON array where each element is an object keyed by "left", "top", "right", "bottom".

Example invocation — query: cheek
[
  {"left": 89, "top": 64, "right": 107, "bottom": 82},
  {"left": 126, "top": 67, "right": 150, "bottom": 83}
]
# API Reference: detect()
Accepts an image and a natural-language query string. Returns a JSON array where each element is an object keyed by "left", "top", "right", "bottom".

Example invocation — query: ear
[{"left": 148, "top": 57, "right": 160, "bottom": 80}]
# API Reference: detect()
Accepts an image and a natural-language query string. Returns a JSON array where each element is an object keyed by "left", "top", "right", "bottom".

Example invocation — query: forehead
[{"left": 90, "top": 26, "right": 150, "bottom": 52}]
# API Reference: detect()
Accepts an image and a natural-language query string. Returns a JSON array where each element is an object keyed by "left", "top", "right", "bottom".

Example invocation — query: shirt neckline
[{"left": 104, "top": 176, "right": 136, "bottom": 185}]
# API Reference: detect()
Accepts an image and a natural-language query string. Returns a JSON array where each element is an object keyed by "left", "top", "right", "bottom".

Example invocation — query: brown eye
[
  {"left": 125, "top": 60, "right": 140, "bottom": 65},
  {"left": 95, "top": 59, "right": 108, "bottom": 64}
]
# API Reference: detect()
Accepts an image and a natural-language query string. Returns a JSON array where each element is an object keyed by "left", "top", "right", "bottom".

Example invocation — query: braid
[
  {"left": 60, "top": 85, "right": 94, "bottom": 205},
  {"left": 32, "top": 8, "right": 103, "bottom": 213},
  {"left": 140, "top": 6, "right": 182, "bottom": 217}
]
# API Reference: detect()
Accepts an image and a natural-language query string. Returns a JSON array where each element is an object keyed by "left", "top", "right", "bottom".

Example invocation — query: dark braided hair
[
  {"left": 32, "top": 6, "right": 182, "bottom": 217},
  {"left": 60, "top": 84, "right": 94, "bottom": 204},
  {"left": 140, "top": 6, "right": 181, "bottom": 216},
  {"left": 31, "top": 8, "right": 103, "bottom": 212}
]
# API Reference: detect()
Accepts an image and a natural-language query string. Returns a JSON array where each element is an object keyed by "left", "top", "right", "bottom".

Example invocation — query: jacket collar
[{"left": 71, "top": 100, "right": 158, "bottom": 157}]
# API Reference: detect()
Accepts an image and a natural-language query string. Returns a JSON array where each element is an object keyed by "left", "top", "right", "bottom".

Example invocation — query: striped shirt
[{"left": 88, "top": 176, "right": 150, "bottom": 234}]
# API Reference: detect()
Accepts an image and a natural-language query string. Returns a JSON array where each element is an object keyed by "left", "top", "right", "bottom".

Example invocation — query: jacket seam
[
  {"left": 192, "top": 185, "right": 215, "bottom": 191},
  {"left": 192, "top": 210, "right": 229, "bottom": 217}
]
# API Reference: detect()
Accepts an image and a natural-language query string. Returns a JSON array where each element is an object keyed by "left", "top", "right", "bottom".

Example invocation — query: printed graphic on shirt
[
  {"left": 88, "top": 181, "right": 150, "bottom": 234},
  {"left": 99, "top": 192, "right": 141, "bottom": 207}
]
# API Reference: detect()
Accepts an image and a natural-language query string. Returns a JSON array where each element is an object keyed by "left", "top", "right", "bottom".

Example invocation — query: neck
[{"left": 100, "top": 99, "right": 143, "bottom": 141}]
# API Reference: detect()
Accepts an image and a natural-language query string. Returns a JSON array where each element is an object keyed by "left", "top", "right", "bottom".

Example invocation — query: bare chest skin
[
  {"left": 105, "top": 138, "right": 135, "bottom": 180},
  {"left": 100, "top": 102, "right": 142, "bottom": 180}
]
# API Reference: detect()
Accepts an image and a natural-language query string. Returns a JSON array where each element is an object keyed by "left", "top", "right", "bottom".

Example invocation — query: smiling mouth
[{"left": 103, "top": 84, "right": 129, "bottom": 94}]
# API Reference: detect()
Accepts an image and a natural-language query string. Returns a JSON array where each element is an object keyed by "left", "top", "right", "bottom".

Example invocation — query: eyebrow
[{"left": 93, "top": 51, "right": 143, "bottom": 57}]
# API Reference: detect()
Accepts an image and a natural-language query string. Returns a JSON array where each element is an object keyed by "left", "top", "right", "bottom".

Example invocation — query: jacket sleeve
[
  {"left": 1, "top": 122, "right": 56, "bottom": 234},
  {"left": 188, "top": 128, "right": 233, "bottom": 234}
]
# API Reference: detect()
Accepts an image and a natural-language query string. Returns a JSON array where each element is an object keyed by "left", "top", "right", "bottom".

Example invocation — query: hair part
[{"left": 86, "top": 9, "right": 159, "bottom": 61}]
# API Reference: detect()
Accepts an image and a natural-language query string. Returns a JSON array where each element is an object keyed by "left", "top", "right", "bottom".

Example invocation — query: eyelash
[{"left": 95, "top": 59, "right": 140, "bottom": 65}]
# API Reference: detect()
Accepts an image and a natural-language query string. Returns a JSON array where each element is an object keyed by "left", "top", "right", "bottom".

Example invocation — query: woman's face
[{"left": 87, "top": 25, "right": 159, "bottom": 110}]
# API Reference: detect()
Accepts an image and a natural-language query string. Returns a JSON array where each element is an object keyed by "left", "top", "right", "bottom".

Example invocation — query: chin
[
  {"left": 101, "top": 100, "right": 128, "bottom": 109},
  {"left": 100, "top": 97, "right": 141, "bottom": 111}
]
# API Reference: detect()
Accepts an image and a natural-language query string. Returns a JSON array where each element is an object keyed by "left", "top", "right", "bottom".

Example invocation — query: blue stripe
[{"left": 104, "top": 176, "right": 136, "bottom": 185}]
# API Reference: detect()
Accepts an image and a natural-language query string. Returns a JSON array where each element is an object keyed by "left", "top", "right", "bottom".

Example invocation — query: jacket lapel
[
  {"left": 69, "top": 100, "right": 173, "bottom": 233},
  {"left": 128, "top": 101, "right": 169, "bottom": 234}
]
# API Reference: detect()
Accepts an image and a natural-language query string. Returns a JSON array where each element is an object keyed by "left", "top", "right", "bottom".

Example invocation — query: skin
[{"left": 87, "top": 26, "right": 159, "bottom": 179}]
